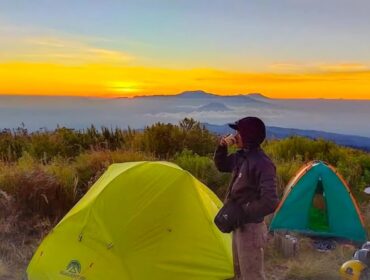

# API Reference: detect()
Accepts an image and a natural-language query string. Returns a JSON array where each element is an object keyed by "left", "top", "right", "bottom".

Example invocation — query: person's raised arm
[{"left": 213, "top": 137, "right": 236, "bottom": 173}]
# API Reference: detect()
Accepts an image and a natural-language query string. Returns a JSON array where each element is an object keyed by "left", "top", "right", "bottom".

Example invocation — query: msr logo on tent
[
  {"left": 67, "top": 260, "right": 81, "bottom": 274},
  {"left": 60, "top": 260, "right": 86, "bottom": 279}
]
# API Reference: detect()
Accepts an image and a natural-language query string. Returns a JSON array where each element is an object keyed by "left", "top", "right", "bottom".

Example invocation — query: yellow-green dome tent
[{"left": 27, "top": 161, "right": 233, "bottom": 280}]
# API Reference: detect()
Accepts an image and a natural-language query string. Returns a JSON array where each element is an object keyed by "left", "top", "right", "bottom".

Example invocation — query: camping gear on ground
[
  {"left": 274, "top": 234, "right": 298, "bottom": 258},
  {"left": 363, "top": 242, "right": 370, "bottom": 250},
  {"left": 312, "top": 239, "right": 336, "bottom": 252},
  {"left": 27, "top": 161, "right": 233, "bottom": 280},
  {"left": 354, "top": 249, "right": 370, "bottom": 268},
  {"left": 339, "top": 185, "right": 370, "bottom": 280},
  {"left": 270, "top": 160, "right": 367, "bottom": 244},
  {"left": 340, "top": 260, "right": 369, "bottom": 280},
  {"left": 340, "top": 245, "right": 370, "bottom": 280}
]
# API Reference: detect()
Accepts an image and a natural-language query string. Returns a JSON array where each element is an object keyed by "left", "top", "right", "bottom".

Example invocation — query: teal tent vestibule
[{"left": 270, "top": 161, "right": 367, "bottom": 244}]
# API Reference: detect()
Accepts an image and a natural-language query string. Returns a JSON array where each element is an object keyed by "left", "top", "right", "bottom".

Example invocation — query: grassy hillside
[{"left": 1, "top": 118, "right": 370, "bottom": 279}]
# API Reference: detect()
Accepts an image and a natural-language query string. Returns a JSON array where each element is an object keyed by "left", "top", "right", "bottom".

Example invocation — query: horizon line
[{"left": 1, "top": 92, "right": 370, "bottom": 101}]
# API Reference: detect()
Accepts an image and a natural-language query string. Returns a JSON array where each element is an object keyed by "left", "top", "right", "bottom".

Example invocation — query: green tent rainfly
[
  {"left": 27, "top": 162, "right": 233, "bottom": 280},
  {"left": 270, "top": 161, "right": 367, "bottom": 244}
]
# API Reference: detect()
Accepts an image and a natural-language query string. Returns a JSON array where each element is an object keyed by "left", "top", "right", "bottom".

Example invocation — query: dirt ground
[{"left": 0, "top": 230, "right": 356, "bottom": 280}]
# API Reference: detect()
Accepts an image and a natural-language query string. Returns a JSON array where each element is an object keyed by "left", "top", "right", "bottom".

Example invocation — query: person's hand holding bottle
[{"left": 220, "top": 134, "right": 236, "bottom": 147}]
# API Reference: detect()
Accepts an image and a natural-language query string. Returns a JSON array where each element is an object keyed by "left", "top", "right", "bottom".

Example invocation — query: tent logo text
[
  {"left": 60, "top": 260, "right": 86, "bottom": 280},
  {"left": 67, "top": 260, "right": 81, "bottom": 274}
]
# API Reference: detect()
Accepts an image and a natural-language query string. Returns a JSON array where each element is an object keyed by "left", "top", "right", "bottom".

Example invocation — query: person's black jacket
[{"left": 214, "top": 145, "right": 279, "bottom": 224}]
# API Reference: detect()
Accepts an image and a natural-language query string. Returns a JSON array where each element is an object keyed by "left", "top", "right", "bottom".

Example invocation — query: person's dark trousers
[{"left": 232, "top": 222, "right": 268, "bottom": 280}]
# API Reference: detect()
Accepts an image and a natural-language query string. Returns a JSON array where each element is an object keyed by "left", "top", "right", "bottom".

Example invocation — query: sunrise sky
[{"left": 1, "top": 0, "right": 370, "bottom": 99}]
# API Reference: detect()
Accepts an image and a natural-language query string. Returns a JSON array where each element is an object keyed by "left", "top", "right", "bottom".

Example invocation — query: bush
[
  {"left": 174, "top": 149, "right": 230, "bottom": 197},
  {"left": 0, "top": 166, "right": 71, "bottom": 220},
  {"left": 1, "top": 127, "right": 370, "bottom": 220}
]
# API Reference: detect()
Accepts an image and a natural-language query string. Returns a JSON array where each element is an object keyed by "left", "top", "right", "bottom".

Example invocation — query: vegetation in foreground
[{"left": 1, "top": 118, "right": 370, "bottom": 279}]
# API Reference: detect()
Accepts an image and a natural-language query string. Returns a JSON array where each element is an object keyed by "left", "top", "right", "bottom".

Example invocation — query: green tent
[
  {"left": 27, "top": 162, "right": 233, "bottom": 280},
  {"left": 270, "top": 161, "right": 367, "bottom": 244}
]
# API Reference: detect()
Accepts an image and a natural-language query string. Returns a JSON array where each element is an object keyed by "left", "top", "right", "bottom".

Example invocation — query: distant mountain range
[
  {"left": 0, "top": 91, "right": 369, "bottom": 142},
  {"left": 175, "top": 90, "right": 266, "bottom": 102},
  {"left": 176, "top": 90, "right": 219, "bottom": 99},
  {"left": 121, "top": 90, "right": 269, "bottom": 100},
  {"left": 204, "top": 123, "right": 370, "bottom": 151},
  {"left": 127, "top": 90, "right": 268, "bottom": 105}
]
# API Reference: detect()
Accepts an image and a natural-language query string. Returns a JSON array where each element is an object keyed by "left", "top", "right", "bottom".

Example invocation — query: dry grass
[
  {"left": 0, "top": 149, "right": 156, "bottom": 279},
  {"left": 0, "top": 220, "right": 366, "bottom": 280},
  {"left": 0, "top": 211, "right": 50, "bottom": 280},
  {"left": 0, "top": 261, "right": 9, "bottom": 279},
  {"left": 0, "top": 149, "right": 369, "bottom": 279},
  {"left": 363, "top": 203, "right": 370, "bottom": 234},
  {"left": 263, "top": 208, "right": 370, "bottom": 280},
  {"left": 265, "top": 236, "right": 355, "bottom": 280},
  {"left": 0, "top": 150, "right": 155, "bottom": 220},
  {"left": 0, "top": 171, "right": 70, "bottom": 279}
]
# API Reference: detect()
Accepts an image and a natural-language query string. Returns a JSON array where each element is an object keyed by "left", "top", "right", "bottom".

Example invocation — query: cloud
[
  {"left": 144, "top": 106, "right": 284, "bottom": 124},
  {"left": 26, "top": 38, "right": 66, "bottom": 48},
  {"left": 269, "top": 62, "right": 306, "bottom": 72},
  {"left": 86, "top": 48, "right": 132, "bottom": 62},
  {"left": 269, "top": 61, "right": 370, "bottom": 74},
  {"left": 317, "top": 63, "right": 370, "bottom": 72},
  {"left": 22, "top": 36, "right": 133, "bottom": 64},
  {"left": 0, "top": 25, "right": 134, "bottom": 65}
]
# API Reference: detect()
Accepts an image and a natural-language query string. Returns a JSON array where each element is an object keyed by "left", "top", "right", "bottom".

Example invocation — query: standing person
[{"left": 213, "top": 117, "right": 279, "bottom": 280}]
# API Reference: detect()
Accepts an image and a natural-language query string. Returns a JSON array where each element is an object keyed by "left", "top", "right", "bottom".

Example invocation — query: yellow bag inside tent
[{"left": 27, "top": 161, "right": 233, "bottom": 280}]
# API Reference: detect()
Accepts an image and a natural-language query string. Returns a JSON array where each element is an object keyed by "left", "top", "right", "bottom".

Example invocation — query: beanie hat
[{"left": 228, "top": 117, "right": 266, "bottom": 147}]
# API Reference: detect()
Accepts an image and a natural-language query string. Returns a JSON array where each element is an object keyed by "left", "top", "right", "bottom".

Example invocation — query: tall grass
[
  {"left": 0, "top": 149, "right": 156, "bottom": 279},
  {"left": 1, "top": 122, "right": 370, "bottom": 279},
  {"left": 0, "top": 150, "right": 155, "bottom": 221}
]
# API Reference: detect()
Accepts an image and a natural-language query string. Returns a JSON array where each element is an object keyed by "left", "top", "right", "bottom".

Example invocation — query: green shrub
[
  {"left": 1, "top": 122, "right": 370, "bottom": 225},
  {"left": 174, "top": 149, "right": 230, "bottom": 197}
]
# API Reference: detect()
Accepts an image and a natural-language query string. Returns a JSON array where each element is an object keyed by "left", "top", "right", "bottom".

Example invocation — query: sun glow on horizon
[
  {"left": 1, "top": 62, "right": 370, "bottom": 99},
  {"left": 108, "top": 81, "right": 142, "bottom": 95}
]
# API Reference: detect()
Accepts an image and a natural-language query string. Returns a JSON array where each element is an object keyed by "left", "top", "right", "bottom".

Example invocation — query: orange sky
[
  {"left": 1, "top": 62, "right": 370, "bottom": 99},
  {"left": 2, "top": 1, "right": 370, "bottom": 99}
]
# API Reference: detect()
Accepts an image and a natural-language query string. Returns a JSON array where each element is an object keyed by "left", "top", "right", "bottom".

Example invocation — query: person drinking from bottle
[{"left": 213, "top": 116, "right": 279, "bottom": 280}]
